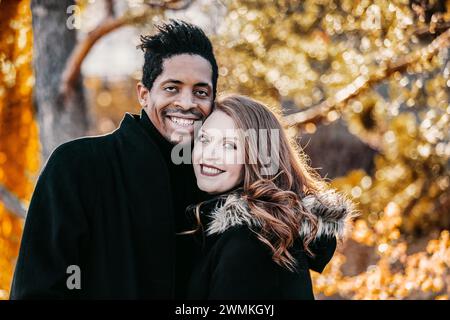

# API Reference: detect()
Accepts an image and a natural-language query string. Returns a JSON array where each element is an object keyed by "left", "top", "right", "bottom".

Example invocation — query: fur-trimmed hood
[
  {"left": 197, "top": 188, "right": 358, "bottom": 273},
  {"left": 204, "top": 189, "right": 357, "bottom": 240}
]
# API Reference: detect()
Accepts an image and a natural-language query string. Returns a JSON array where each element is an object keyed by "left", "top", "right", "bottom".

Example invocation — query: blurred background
[{"left": 0, "top": 0, "right": 449, "bottom": 299}]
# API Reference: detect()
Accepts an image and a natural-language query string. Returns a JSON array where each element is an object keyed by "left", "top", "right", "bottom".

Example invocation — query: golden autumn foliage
[
  {"left": 215, "top": 0, "right": 450, "bottom": 299},
  {"left": 0, "top": 0, "right": 39, "bottom": 299},
  {"left": 312, "top": 201, "right": 450, "bottom": 299},
  {"left": 0, "top": 0, "right": 448, "bottom": 300}
]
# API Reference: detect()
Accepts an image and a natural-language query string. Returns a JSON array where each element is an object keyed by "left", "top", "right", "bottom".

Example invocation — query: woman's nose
[{"left": 202, "top": 142, "right": 221, "bottom": 163}]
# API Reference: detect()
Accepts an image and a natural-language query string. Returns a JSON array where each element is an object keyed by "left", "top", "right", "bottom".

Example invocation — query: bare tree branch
[
  {"left": 59, "top": 0, "right": 194, "bottom": 98},
  {"left": 402, "top": 178, "right": 431, "bottom": 218},
  {"left": 60, "top": 14, "right": 135, "bottom": 97},
  {"left": 283, "top": 27, "right": 450, "bottom": 130},
  {"left": 414, "top": 21, "right": 450, "bottom": 36},
  {"left": 147, "top": 0, "right": 193, "bottom": 10},
  {"left": 105, "top": 0, "right": 115, "bottom": 18},
  {"left": 0, "top": 184, "right": 27, "bottom": 219}
]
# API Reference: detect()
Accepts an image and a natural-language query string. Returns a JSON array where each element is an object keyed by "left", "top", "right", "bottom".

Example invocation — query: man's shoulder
[{"left": 47, "top": 133, "right": 115, "bottom": 168}]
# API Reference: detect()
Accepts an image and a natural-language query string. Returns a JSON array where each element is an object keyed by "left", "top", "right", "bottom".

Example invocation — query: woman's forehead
[{"left": 202, "top": 110, "right": 238, "bottom": 134}]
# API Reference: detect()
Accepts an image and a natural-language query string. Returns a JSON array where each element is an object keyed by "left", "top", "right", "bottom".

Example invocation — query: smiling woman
[
  {"left": 186, "top": 94, "right": 356, "bottom": 299},
  {"left": 193, "top": 109, "right": 244, "bottom": 194}
]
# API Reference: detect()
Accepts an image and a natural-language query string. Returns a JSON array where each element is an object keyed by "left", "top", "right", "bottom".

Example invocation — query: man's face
[{"left": 137, "top": 54, "right": 214, "bottom": 144}]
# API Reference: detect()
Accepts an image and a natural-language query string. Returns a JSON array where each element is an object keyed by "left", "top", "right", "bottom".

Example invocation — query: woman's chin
[
  {"left": 198, "top": 185, "right": 219, "bottom": 194},
  {"left": 197, "top": 181, "right": 224, "bottom": 195},
  {"left": 197, "top": 181, "right": 211, "bottom": 193},
  {"left": 196, "top": 176, "right": 242, "bottom": 195}
]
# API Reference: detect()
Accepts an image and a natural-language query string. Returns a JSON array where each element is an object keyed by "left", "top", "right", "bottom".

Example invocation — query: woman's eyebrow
[
  {"left": 200, "top": 129, "right": 238, "bottom": 140},
  {"left": 223, "top": 137, "right": 238, "bottom": 141}
]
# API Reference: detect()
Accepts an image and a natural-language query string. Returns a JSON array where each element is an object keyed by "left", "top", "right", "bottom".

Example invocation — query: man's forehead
[{"left": 159, "top": 54, "right": 213, "bottom": 85}]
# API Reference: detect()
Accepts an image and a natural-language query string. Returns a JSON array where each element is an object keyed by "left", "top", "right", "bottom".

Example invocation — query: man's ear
[{"left": 136, "top": 82, "right": 149, "bottom": 108}]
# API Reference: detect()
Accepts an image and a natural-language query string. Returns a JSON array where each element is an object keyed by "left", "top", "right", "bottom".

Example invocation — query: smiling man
[
  {"left": 138, "top": 55, "right": 213, "bottom": 144},
  {"left": 137, "top": 26, "right": 216, "bottom": 145},
  {"left": 10, "top": 20, "right": 218, "bottom": 299}
]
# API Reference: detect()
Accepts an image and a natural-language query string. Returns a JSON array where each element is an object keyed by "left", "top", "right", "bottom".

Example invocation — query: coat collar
[{"left": 201, "top": 188, "right": 358, "bottom": 241}]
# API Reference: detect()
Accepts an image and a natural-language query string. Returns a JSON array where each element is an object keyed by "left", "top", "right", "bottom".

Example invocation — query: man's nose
[{"left": 174, "top": 90, "right": 196, "bottom": 110}]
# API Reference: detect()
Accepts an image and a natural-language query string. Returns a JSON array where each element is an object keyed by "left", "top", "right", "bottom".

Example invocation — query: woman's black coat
[
  {"left": 187, "top": 190, "right": 355, "bottom": 300},
  {"left": 10, "top": 110, "right": 205, "bottom": 299}
]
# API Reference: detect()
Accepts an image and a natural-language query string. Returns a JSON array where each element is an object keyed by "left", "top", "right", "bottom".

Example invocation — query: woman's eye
[
  {"left": 224, "top": 142, "right": 236, "bottom": 150},
  {"left": 197, "top": 134, "right": 208, "bottom": 143}
]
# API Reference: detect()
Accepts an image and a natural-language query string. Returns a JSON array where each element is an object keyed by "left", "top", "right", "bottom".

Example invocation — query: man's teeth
[
  {"left": 170, "top": 116, "right": 195, "bottom": 126},
  {"left": 202, "top": 166, "right": 223, "bottom": 174}
]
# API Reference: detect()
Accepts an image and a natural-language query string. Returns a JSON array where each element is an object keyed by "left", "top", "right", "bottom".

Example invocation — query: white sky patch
[{"left": 79, "top": 0, "right": 227, "bottom": 79}]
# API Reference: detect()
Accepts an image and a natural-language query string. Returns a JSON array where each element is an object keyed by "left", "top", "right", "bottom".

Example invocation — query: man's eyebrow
[
  {"left": 195, "top": 82, "right": 212, "bottom": 88},
  {"left": 161, "top": 79, "right": 183, "bottom": 85},
  {"left": 160, "top": 80, "right": 211, "bottom": 89}
]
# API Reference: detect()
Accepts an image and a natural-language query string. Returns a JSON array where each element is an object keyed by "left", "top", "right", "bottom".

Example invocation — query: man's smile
[
  {"left": 163, "top": 110, "right": 203, "bottom": 135},
  {"left": 168, "top": 115, "right": 197, "bottom": 126}
]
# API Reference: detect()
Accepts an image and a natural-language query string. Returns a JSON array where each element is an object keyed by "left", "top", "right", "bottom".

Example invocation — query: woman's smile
[{"left": 200, "top": 164, "right": 226, "bottom": 176}]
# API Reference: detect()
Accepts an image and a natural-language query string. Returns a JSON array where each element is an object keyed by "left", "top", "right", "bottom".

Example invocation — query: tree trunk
[
  {"left": 298, "top": 120, "right": 377, "bottom": 179},
  {"left": 31, "top": 0, "right": 90, "bottom": 161}
]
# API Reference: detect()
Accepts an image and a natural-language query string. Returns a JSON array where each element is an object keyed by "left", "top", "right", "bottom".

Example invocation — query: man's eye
[
  {"left": 164, "top": 86, "right": 177, "bottom": 92},
  {"left": 195, "top": 90, "right": 208, "bottom": 97}
]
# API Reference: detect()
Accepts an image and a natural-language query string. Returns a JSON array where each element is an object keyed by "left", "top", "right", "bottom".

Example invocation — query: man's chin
[
  {"left": 163, "top": 118, "right": 197, "bottom": 144},
  {"left": 168, "top": 131, "right": 193, "bottom": 145}
]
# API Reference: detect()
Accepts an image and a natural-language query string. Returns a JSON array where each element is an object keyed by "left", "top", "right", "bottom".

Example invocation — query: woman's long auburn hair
[{"left": 187, "top": 94, "right": 328, "bottom": 271}]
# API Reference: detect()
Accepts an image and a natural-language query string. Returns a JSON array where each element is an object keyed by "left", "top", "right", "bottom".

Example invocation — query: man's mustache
[{"left": 162, "top": 108, "right": 204, "bottom": 119}]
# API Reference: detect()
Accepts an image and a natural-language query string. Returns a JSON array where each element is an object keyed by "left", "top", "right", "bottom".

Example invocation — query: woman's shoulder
[
  {"left": 209, "top": 224, "right": 278, "bottom": 277},
  {"left": 214, "top": 224, "right": 263, "bottom": 249},
  {"left": 196, "top": 192, "right": 263, "bottom": 250},
  {"left": 202, "top": 187, "right": 357, "bottom": 241},
  {"left": 202, "top": 191, "right": 259, "bottom": 236}
]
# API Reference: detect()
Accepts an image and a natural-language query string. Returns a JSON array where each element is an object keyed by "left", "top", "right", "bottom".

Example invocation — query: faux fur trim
[
  {"left": 205, "top": 189, "right": 358, "bottom": 240},
  {"left": 206, "top": 193, "right": 261, "bottom": 235},
  {"left": 300, "top": 189, "right": 358, "bottom": 239}
]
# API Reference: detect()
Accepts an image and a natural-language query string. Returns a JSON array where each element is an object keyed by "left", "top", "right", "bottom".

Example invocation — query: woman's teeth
[
  {"left": 169, "top": 116, "right": 195, "bottom": 126},
  {"left": 202, "top": 165, "right": 224, "bottom": 175}
]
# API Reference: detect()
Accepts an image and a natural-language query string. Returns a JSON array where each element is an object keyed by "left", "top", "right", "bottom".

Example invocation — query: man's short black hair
[{"left": 138, "top": 19, "right": 218, "bottom": 100}]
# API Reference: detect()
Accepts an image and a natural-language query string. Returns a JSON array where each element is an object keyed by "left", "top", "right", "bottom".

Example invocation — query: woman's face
[{"left": 193, "top": 110, "right": 244, "bottom": 194}]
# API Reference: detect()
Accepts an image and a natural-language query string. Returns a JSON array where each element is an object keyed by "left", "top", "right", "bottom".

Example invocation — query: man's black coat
[{"left": 10, "top": 110, "right": 203, "bottom": 299}]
